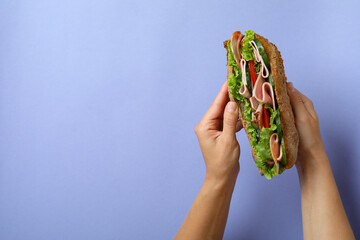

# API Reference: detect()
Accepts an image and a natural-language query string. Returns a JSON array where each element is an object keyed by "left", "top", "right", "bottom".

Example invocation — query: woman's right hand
[
  {"left": 287, "top": 82, "right": 356, "bottom": 240},
  {"left": 286, "top": 82, "right": 327, "bottom": 175}
]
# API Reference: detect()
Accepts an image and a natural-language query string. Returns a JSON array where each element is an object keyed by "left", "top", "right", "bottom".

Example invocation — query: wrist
[
  {"left": 298, "top": 145, "right": 328, "bottom": 170},
  {"left": 204, "top": 172, "right": 238, "bottom": 195},
  {"left": 308, "top": 143, "right": 327, "bottom": 161},
  {"left": 297, "top": 147, "right": 332, "bottom": 185}
]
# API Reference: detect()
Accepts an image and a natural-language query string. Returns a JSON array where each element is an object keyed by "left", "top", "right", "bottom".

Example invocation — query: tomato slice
[
  {"left": 263, "top": 107, "right": 270, "bottom": 128},
  {"left": 249, "top": 60, "right": 257, "bottom": 88}
]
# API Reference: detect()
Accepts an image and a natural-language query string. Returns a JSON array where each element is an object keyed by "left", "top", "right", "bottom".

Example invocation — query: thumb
[{"left": 222, "top": 101, "right": 239, "bottom": 138}]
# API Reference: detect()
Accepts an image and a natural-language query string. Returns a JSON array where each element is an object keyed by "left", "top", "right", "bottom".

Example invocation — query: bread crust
[{"left": 224, "top": 34, "right": 299, "bottom": 171}]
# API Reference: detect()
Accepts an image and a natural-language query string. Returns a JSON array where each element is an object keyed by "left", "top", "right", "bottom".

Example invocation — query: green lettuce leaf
[
  {"left": 227, "top": 74, "right": 242, "bottom": 101},
  {"left": 227, "top": 40, "right": 241, "bottom": 101},
  {"left": 226, "top": 40, "right": 258, "bottom": 146},
  {"left": 254, "top": 60, "right": 261, "bottom": 74},
  {"left": 242, "top": 30, "right": 255, "bottom": 61},
  {"left": 254, "top": 104, "right": 286, "bottom": 179}
]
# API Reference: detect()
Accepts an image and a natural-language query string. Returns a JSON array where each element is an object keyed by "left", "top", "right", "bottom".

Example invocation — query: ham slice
[
  {"left": 252, "top": 68, "right": 276, "bottom": 110},
  {"left": 249, "top": 96, "right": 259, "bottom": 110},
  {"left": 231, "top": 31, "right": 244, "bottom": 69},
  {"left": 250, "top": 40, "right": 269, "bottom": 78},
  {"left": 251, "top": 112, "right": 256, "bottom": 122},
  {"left": 251, "top": 103, "right": 263, "bottom": 124},
  {"left": 269, "top": 133, "right": 283, "bottom": 176},
  {"left": 250, "top": 96, "right": 265, "bottom": 127},
  {"left": 239, "top": 85, "right": 251, "bottom": 98},
  {"left": 239, "top": 59, "right": 251, "bottom": 98},
  {"left": 256, "top": 104, "right": 263, "bottom": 116},
  {"left": 251, "top": 100, "right": 264, "bottom": 126}
]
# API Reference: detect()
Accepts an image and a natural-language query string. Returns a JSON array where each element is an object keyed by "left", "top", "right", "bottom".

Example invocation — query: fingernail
[
  {"left": 288, "top": 82, "right": 295, "bottom": 92},
  {"left": 227, "top": 102, "right": 237, "bottom": 113}
]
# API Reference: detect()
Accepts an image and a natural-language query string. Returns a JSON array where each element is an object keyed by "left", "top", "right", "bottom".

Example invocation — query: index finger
[
  {"left": 294, "top": 88, "right": 317, "bottom": 119},
  {"left": 287, "top": 82, "right": 310, "bottom": 121},
  {"left": 202, "top": 81, "right": 230, "bottom": 121}
]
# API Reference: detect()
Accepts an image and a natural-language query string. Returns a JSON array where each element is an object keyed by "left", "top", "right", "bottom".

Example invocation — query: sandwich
[{"left": 224, "top": 30, "right": 299, "bottom": 179}]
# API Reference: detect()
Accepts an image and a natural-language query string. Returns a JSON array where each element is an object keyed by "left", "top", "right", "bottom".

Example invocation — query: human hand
[
  {"left": 195, "top": 81, "right": 242, "bottom": 184},
  {"left": 287, "top": 82, "right": 327, "bottom": 174},
  {"left": 287, "top": 85, "right": 356, "bottom": 240}
]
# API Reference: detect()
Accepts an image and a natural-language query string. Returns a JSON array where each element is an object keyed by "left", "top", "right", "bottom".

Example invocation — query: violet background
[{"left": 1, "top": 0, "right": 359, "bottom": 239}]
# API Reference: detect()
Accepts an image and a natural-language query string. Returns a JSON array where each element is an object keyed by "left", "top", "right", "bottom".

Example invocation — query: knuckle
[
  {"left": 213, "top": 102, "right": 222, "bottom": 110},
  {"left": 296, "top": 96, "right": 303, "bottom": 104},
  {"left": 194, "top": 124, "right": 200, "bottom": 135},
  {"left": 307, "top": 99, "right": 314, "bottom": 107},
  {"left": 298, "top": 114, "right": 310, "bottom": 123},
  {"left": 312, "top": 117, "right": 320, "bottom": 127},
  {"left": 194, "top": 123, "right": 205, "bottom": 135},
  {"left": 221, "top": 137, "right": 232, "bottom": 146},
  {"left": 222, "top": 133, "right": 237, "bottom": 144},
  {"left": 314, "top": 114, "right": 319, "bottom": 122},
  {"left": 312, "top": 111, "right": 319, "bottom": 121}
]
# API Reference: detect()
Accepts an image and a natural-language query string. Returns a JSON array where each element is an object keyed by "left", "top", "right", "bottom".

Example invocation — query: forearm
[
  {"left": 174, "top": 176, "right": 237, "bottom": 240},
  {"left": 298, "top": 149, "right": 355, "bottom": 240}
]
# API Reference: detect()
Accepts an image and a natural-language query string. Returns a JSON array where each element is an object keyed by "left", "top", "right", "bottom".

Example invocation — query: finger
[
  {"left": 216, "top": 117, "right": 243, "bottom": 132},
  {"left": 222, "top": 101, "right": 239, "bottom": 138},
  {"left": 293, "top": 88, "right": 317, "bottom": 119},
  {"left": 236, "top": 119, "right": 243, "bottom": 132},
  {"left": 202, "top": 81, "right": 229, "bottom": 122},
  {"left": 287, "top": 82, "right": 310, "bottom": 121}
]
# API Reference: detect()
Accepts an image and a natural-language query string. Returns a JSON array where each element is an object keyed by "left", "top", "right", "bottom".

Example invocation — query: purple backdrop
[{"left": 0, "top": 0, "right": 359, "bottom": 239}]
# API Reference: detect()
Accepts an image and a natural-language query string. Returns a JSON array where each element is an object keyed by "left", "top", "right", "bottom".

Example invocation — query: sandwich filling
[{"left": 227, "top": 30, "right": 286, "bottom": 179}]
